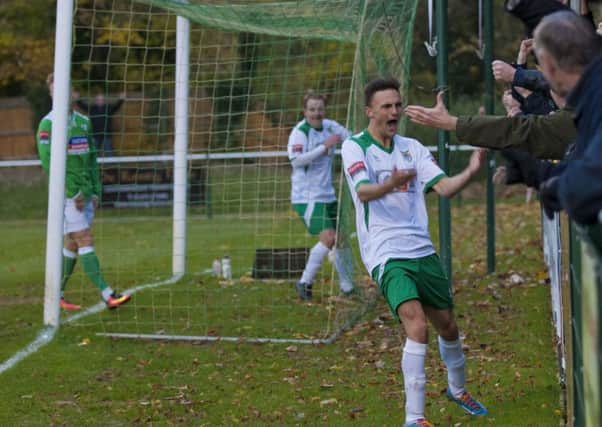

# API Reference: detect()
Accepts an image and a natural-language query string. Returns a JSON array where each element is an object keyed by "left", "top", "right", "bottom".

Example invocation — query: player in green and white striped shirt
[
  {"left": 37, "top": 73, "right": 130, "bottom": 310},
  {"left": 341, "top": 78, "right": 487, "bottom": 427},
  {"left": 288, "top": 91, "right": 353, "bottom": 300}
]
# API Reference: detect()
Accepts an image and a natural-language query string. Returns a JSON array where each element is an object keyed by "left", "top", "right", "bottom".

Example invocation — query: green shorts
[
  {"left": 371, "top": 254, "right": 453, "bottom": 322},
  {"left": 293, "top": 202, "right": 337, "bottom": 235}
]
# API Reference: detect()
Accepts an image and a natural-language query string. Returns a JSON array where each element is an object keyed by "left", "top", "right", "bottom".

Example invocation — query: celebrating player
[
  {"left": 288, "top": 91, "right": 353, "bottom": 300},
  {"left": 37, "top": 73, "right": 131, "bottom": 310},
  {"left": 341, "top": 78, "right": 487, "bottom": 427}
]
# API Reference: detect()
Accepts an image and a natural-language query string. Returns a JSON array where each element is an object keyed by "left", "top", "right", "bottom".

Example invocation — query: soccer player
[
  {"left": 36, "top": 73, "right": 131, "bottom": 310},
  {"left": 341, "top": 78, "right": 487, "bottom": 427},
  {"left": 288, "top": 91, "right": 353, "bottom": 300}
]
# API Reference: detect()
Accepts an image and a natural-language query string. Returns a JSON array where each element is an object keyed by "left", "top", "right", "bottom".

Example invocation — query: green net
[{"left": 66, "top": 0, "right": 418, "bottom": 341}]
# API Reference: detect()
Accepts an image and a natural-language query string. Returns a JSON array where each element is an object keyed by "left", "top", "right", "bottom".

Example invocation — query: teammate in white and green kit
[
  {"left": 37, "top": 73, "right": 130, "bottom": 310},
  {"left": 288, "top": 91, "right": 353, "bottom": 300},
  {"left": 341, "top": 78, "right": 487, "bottom": 427}
]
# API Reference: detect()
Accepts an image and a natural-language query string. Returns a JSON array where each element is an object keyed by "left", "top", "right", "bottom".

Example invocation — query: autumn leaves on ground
[{"left": 0, "top": 193, "right": 561, "bottom": 426}]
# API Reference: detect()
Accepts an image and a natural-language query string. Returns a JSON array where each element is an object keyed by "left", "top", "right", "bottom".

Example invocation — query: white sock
[
  {"left": 334, "top": 246, "right": 353, "bottom": 292},
  {"left": 438, "top": 335, "right": 466, "bottom": 397},
  {"left": 402, "top": 338, "right": 427, "bottom": 424},
  {"left": 300, "top": 241, "right": 330, "bottom": 284},
  {"left": 78, "top": 246, "right": 94, "bottom": 256}
]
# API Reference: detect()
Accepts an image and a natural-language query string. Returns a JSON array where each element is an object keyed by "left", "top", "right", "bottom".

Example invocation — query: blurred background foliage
[{"left": 0, "top": 0, "right": 532, "bottom": 150}]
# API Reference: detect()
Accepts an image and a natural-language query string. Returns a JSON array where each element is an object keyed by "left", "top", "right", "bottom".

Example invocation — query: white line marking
[{"left": 0, "top": 274, "right": 182, "bottom": 375}]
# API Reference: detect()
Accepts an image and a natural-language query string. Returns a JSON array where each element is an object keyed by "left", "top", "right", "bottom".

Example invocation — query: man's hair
[
  {"left": 534, "top": 11, "right": 602, "bottom": 72},
  {"left": 364, "top": 78, "right": 400, "bottom": 106},
  {"left": 46, "top": 73, "right": 54, "bottom": 88},
  {"left": 303, "top": 90, "right": 327, "bottom": 109}
]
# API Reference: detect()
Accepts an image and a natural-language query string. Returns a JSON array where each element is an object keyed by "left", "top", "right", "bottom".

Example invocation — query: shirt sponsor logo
[
  {"left": 292, "top": 144, "right": 304, "bottom": 153},
  {"left": 348, "top": 161, "right": 366, "bottom": 178},
  {"left": 39, "top": 131, "right": 49, "bottom": 144},
  {"left": 401, "top": 150, "right": 412, "bottom": 162},
  {"left": 68, "top": 136, "right": 89, "bottom": 154}
]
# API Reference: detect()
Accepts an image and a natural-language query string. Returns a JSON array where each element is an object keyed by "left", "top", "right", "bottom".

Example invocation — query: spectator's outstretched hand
[
  {"left": 404, "top": 91, "right": 456, "bottom": 131},
  {"left": 598, "top": 22, "right": 602, "bottom": 36},
  {"left": 492, "top": 60, "right": 516, "bottom": 83}
]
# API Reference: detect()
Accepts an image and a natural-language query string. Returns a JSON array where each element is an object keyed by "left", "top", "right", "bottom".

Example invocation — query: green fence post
[
  {"left": 570, "top": 223, "right": 584, "bottom": 427},
  {"left": 436, "top": 0, "right": 451, "bottom": 280},
  {"left": 483, "top": 0, "right": 495, "bottom": 273}
]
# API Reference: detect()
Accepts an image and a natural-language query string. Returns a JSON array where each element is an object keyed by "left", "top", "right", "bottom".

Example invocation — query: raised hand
[
  {"left": 467, "top": 149, "right": 487, "bottom": 176},
  {"left": 404, "top": 91, "right": 457, "bottom": 131},
  {"left": 517, "top": 38, "right": 533, "bottom": 65},
  {"left": 492, "top": 60, "right": 516, "bottom": 83}
]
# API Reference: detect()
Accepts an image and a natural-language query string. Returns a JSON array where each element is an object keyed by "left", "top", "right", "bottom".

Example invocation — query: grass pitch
[{"left": 0, "top": 178, "right": 562, "bottom": 426}]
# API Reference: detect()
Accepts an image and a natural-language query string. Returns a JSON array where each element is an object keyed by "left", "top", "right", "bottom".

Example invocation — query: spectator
[
  {"left": 533, "top": 11, "right": 602, "bottom": 224},
  {"left": 74, "top": 91, "right": 125, "bottom": 157}
]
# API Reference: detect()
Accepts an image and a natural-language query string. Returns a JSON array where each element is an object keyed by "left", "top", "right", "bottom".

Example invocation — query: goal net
[{"left": 57, "top": 0, "right": 418, "bottom": 343}]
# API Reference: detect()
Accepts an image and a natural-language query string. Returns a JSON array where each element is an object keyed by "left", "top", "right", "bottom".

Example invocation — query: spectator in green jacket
[
  {"left": 403, "top": 91, "right": 575, "bottom": 161},
  {"left": 37, "top": 73, "right": 131, "bottom": 311}
]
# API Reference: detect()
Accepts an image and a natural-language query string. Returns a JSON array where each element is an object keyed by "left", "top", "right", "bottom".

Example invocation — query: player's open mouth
[{"left": 386, "top": 119, "right": 398, "bottom": 129}]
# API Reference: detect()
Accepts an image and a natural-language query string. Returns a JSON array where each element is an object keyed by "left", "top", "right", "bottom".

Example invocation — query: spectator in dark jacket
[
  {"left": 534, "top": 11, "right": 602, "bottom": 225},
  {"left": 74, "top": 92, "right": 125, "bottom": 157}
]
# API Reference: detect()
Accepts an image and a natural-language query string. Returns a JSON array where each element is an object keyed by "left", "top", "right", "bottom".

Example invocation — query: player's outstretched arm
[
  {"left": 404, "top": 92, "right": 458, "bottom": 131},
  {"left": 432, "top": 149, "right": 486, "bottom": 198}
]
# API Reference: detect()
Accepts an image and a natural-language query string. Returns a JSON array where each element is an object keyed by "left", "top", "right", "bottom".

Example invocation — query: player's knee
[
  {"left": 399, "top": 307, "right": 428, "bottom": 342},
  {"left": 63, "top": 237, "right": 77, "bottom": 252},
  {"left": 438, "top": 320, "right": 459, "bottom": 341},
  {"left": 72, "top": 229, "right": 94, "bottom": 248}
]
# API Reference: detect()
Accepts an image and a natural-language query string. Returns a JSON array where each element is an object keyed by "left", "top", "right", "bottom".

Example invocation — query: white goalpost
[{"left": 44, "top": 0, "right": 76, "bottom": 327}]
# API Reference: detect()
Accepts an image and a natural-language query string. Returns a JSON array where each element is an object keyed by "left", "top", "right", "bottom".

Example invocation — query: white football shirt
[
  {"left": 341, "top": 130, "right": 446, "bottom": 274},
  {"left": 288, "top": 118, "right": 350, "bottom": 204}
]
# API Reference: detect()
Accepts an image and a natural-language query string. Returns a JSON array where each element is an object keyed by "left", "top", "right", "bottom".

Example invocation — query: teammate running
[{"left": 288, "top": 91, "right": 353, "bottom": 300}]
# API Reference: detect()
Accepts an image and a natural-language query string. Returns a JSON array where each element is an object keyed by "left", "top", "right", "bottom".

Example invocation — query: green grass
[{"left": 0, "top": 179, "right": 562, "bottom": 426}]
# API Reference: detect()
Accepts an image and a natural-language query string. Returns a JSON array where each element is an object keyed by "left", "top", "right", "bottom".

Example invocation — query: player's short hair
[
  {"left": 46, "top": 73, "right": 54, "bottom": 88},
  {"left": 364, "top": 78, "right": 400, "bottom": 107},
  {"left": 303, "top": 90, "right": 327, "bottom": 109},
  {"left": 534, "top": 11, "right": 602, "bottom": 72}
]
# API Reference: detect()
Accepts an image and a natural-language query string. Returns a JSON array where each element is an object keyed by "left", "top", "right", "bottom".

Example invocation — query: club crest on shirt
[
  {"left": 68, "top": 136, "right": 89, "bottom": 154},
  {"left": 347, "top": 161, "right": 366, "bottom": 177},
  {"left": 401, "top": 150, "right": 412, "bottom": 162}
]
